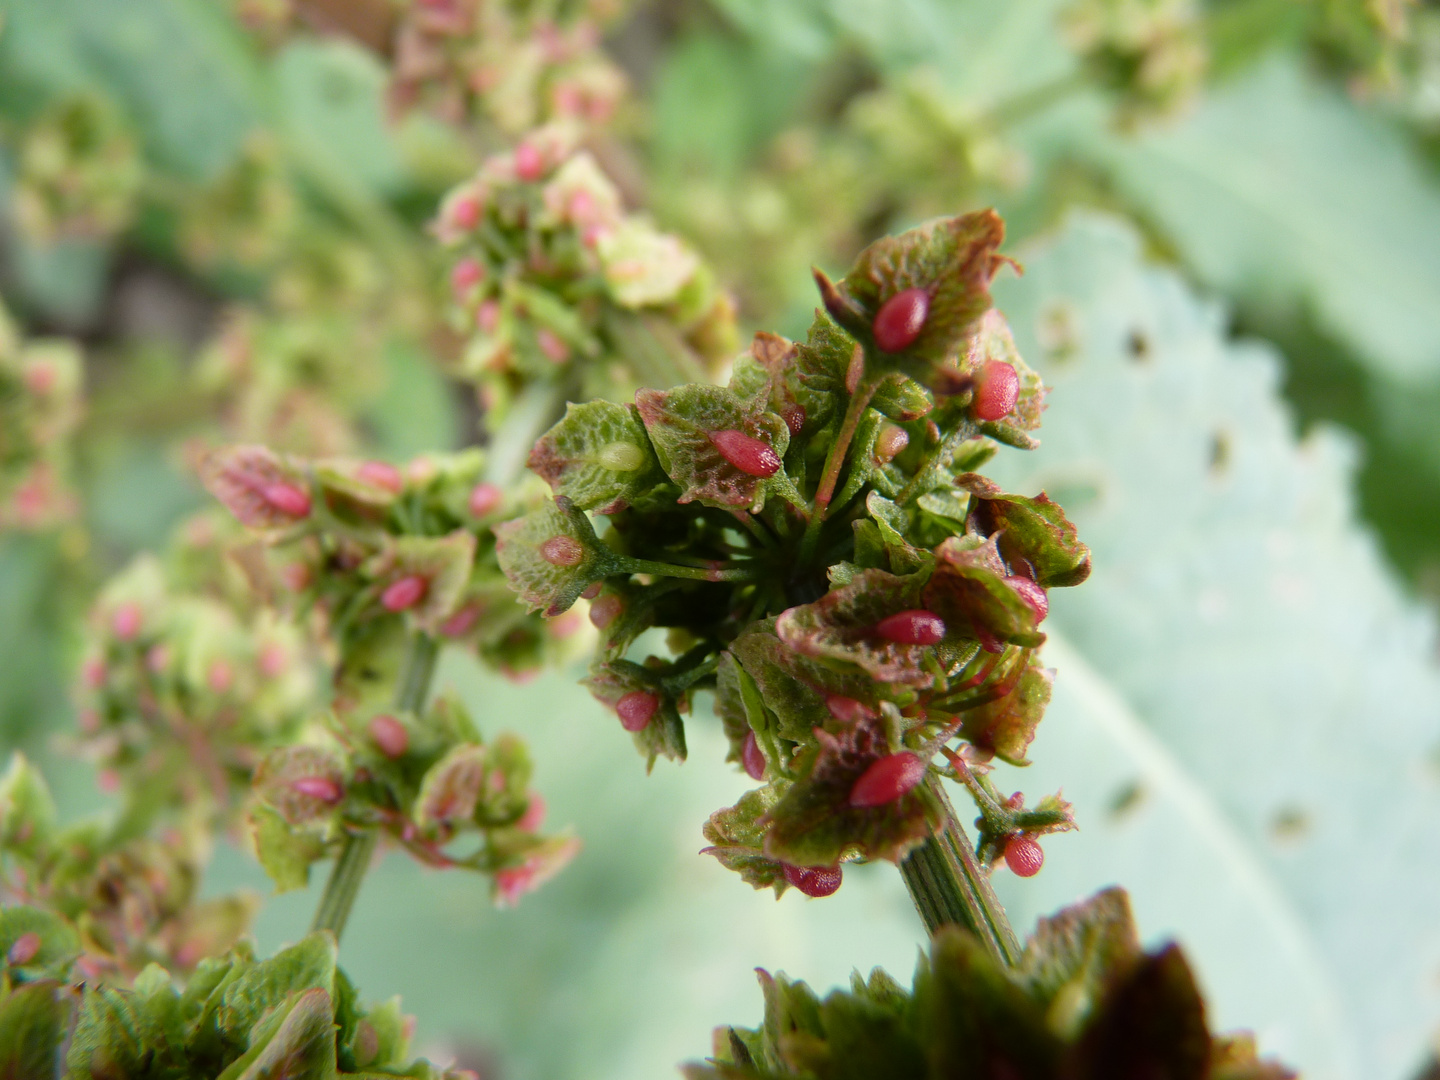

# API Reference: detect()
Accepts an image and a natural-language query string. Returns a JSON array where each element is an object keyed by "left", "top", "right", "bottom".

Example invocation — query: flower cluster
[
  {"left": 0, "top": 920, "right": 478, "bottom": 1079},
  {"left": 250, "top": 690, "right": 579, "bottom": 905},
  {"left": 0, "top": 755, "right": 255, "bottom": 982},
  {"left": 498, "top": 212, "right": 1087, "bottom": 895},
  {"left": 75, "top": 516, "right": 323, "bottom": 824},
  {"left": 391, "top": 0, "right": 631, "bottom": 134},
  {"left": 436, "top": 123, "right": 738, "bottom": 426},
  {"left": 686, "top": 888, "right": 1294, "bottom": 1080},
  {"left": 0, "top": 303, "right": 83, "bottom": 531},
  {"left": 7, "top": 92, "right": 144, "bottom": 244},
  {"left": 1064, "top": 0, "right": 1209, "bottom": 124}
]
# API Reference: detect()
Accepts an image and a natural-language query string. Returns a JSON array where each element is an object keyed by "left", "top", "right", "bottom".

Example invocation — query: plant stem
[
  {"left": 622, "top": 556, "right": 759, "bottom": 583},
  {"left": 484, "top": 379, "right": 569, "bottom": 488},
  {"left": 899, "top": 776, "right": 1022, "bottom": 966},
  {"left": 311, "top": 631, "right": 440, "bottom": 941}
]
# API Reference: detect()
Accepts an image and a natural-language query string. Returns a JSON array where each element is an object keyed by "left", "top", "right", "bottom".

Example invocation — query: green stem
[
  {"left": 311, "top": 632, "right": 439, "bottom": 941},
  {"left": 899, "top": 777, "right": 1022, "bottom": 966},
  {"left": 985, "top": 70, "right": 1089, "bottom": 131},
  {"left": 484, "top": 379, "right": 569, "bottom": 488},
  {"left": 621, "top": 556, "right": 759, "bottom": 583},
  {"left": 799, "top": 369, "right": 881, "bottom": 564}
]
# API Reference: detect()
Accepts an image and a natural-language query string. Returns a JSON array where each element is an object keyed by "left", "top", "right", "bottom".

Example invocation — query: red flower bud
[
  {"left": 357, "top": 460, "right": 403, "bottom": 493},
  {"left": 1006, "top": 576, "right": 1048, "bottom": 621},
  {"left": 580, "top": 582, "right": 603, "bottom": 600},
  {"left": 448, "top": 195, "right": 481, "bottom": 231},
  {"left": 973, "top": 360, "right": 1020, "bottom": 421},
  {"left": 368, "top": 714, "right": 409, "bottom": 759},
  {"left": 708, "top": 430, "right": 780, "bottom": 478},
  {"left": 616, "top": 690, "right": 658, "bottom": 732},
  {"left": 741, "top": 730, "right": 766, "bottom": 781},
  {"left": 874, "top": 424, "right": 909, "bottom": 463},
  {"left": 1003, "top": 834, "right": 1044, "bottom": 877},
  {"left": 440, "top": 604, "right": 481, "bottom": 638},
  {"left": 7, "top": 932, "right": 40, "bottom": 966},
  {"left": 515, "top": 142, "right": 545, "bottom": 181},
  {"left": 292, "top": 776, "right": 343, "bottom": 803},
  {"left": 261, "top": 481, "right": 312, "bottom": 518},
  {"left": 539, "top": 535, "right": 585, "bottom": 567},
  {"left": 589, "top": 593, "right": 624, "bottom": 629},
  {"left": 781, "top": 404, "right": 806, "bottom": 437},
  {"left": 469, "top": 482, "right": 502, "bottom": 517},
  {"left": 112, "top": 603, "right": 143, "bottom": 642},
  {"left": 382, "top": 575, "right": 429, "bottom": 612},
  {"left": 848, "top": 751, "right": 927, "bottom": 808},
  {"left": 872, "top": 288, "right": 930, "bottom": 353},
  {"left": 873, "top": 609, "right": 945, "bottom": 645},
  {"left": 782, "top": 863, "right": 842, "bottom": 898},
  {"left": 825, "top": 695, "right": 877, "bottom": 722}
]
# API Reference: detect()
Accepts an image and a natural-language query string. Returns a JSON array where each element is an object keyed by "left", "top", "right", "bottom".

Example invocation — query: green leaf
[
  {"left": 215, "top": 933, "right": 336, "bottom": 1043},
  {"left": 0, "top": 982, "right": 70, "bottom": 1080},
  {"left": 582, "top": 660, "right": 687, "bottom": 766},
  {"left": 1054, "top": 57, "right": 1440, "bottom": 385},
  {"left": 635, "top": 384, "right": 793, "bottom": 512},
  {"left": 527, "top": 401, "right": 666, "bottom": 514},
  {"left": 388, "top": 532, "right": 477, "bottom": 636},
  {"left": 956, "top": 475, "right": 1091, "bottom": 588},
  {"left": 218, "top": 987, "right": 338, "bottom": 1080},
  {"left": 923, "top": 536, "right": 1046, "bottom": 648},
  {"left": 413, "top": 744, "right": 487, "bottom": 831},
  {"left": 985, "top": 215, "right": 1440, "bottom": 1080},
  {"left": 0, "top": 908, "right": 79, "bottom": 982},
  {"left": 701, "top": 786, "right": 789, "bottom": 894},
  {"left": 0, "top": 753, "right": 57, "bottom": 859},
  {"left": 957, "top": 652, "right": 1052, "bottom": 766}
]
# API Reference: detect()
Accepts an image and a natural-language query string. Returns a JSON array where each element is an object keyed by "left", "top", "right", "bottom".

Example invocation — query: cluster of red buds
[
  {"left": 0, "top": 303, "right": 83, "bottom": 532},
  {"left": 435, "top": 122, "right": 738, "bottom": 427}
]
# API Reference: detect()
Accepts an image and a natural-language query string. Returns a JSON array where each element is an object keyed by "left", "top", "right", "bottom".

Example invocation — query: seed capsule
[
  {"left": 973, "top": 360, "right": 1020, "bottom": 421},
  {"left": 874, "top": 424, "right": 910, "bottom": 463},
  {"left": 848, "top": 752, "right": 927, "bottom": 808},
  {"left": 1003, "top": 835, "right": 1044, "bottom": 877},
  {"left": 292, "top": 776, "right": 343, "bottom": 803},
  {"left": 741, "top": 730, "right": 766, "bottom": 780},
  {"left": 825, "top": 695, "right": 877, "bottom": 723},
  {"left": 782, "top": 863, "right": 843, "bottom": 898},
  {"left": 368, "top": 714, "right": 409, "bottom": 759},
  {"left": 589, "top": 593, "right": 624, "bottom": 629},
  {"left": 709, "top": 429, "right": 781, "bottom": 478},
  {"left": 598, "top": 441, "right": 645, "bottom": 471},
  {"left": 872, "top": 288, "right": 930, "bottom": 353},
  {"left": 539, "top": 536, "right": 585, "bottom": 567},
  {"left": 382, "top": 574, "right": 429, "bottom": 612},
  {"left": 873, "top": 610, "right": 945, "bottom": 645},
  {"left": 616, "top": 690, "right": 659, "bottom": 732},
  {"left": 781, "top": 404, "right": 806, "bottom": 437},
  {"left": 7, "top": 932, "right": 40, "bottom": 966},
  {"left": 469, "top": 482, "right": 502, "bottom": 517},
  {"left": 1006, "top": 576, "right": 1048, "bottom": 621},
  {"left": 262, "top": 481, "right": 311, "bottom": 518}
]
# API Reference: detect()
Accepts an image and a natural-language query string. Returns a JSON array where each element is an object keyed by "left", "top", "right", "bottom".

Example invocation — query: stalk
[
  {"left": 899, "top": 776, "right": 1022, "bottom": 966},
  {"left": 311, "top": 631, "right": 440, "bottom": 941}
]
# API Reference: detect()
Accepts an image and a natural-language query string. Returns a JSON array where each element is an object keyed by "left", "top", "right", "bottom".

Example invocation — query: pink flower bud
[
  {"left": 872, "top": 288, "right": 929, "bottom": 353},
  {"left": 261, "top": 481, "right": 312, "bottom": 518},
  {"left": 873, "top": 610, "right": 945, "bottom": 645},
  {"left": 1006, "top": 576, "right": 1048, "bottom": 621},
  {"left": 708, "top": 430, "right": 780, "bottom": 478},
  {"left": 825, "top": 695, "right": 877, "bottom": 723},
  {"left": 24, "top": 362, "right": 55, "bottom": 395},
  {"left": 112, "top": 604, "right": 142, "bottom": 642},
  {"left": 536, "top": 328, "right": 570, "bottom": 364},
  {"left": 82, "top": 657, "right": 106, "bottom": 689},
  {"left": 782, "top": 863, "right": 842, "bottom": 898},
  {"left": 440, "top": 604, "right": 481, "bottom": 638},
  {"left": 7, "top": 932, "right": 40, "bottom": 966},
  {"left": 476, "top": 299, "right": 501, "bottom": 334},
  {"left": 539, "top": 536, "right": 584, "bottom": 567},
  {"left": 368, "top": 714, "right": 409, "bottom": 759},
  {"left": 973, "top": 360, "right": 1019, "bottom": 421},
  {"left": 448, "top": 194, "right": 481, "bottom": 231},
  {"left": 382, "top": 575, "right": 429, "bottom": 612},
  {"left": 589, "top": 593, "right": 624, "bottom": 629},
  {"left": 517, "top": 792, "right": 546, "bottom": 832},
  {"left": 78, "top": 708, "right": 100, "bottom": 734},
  {"left": 207, "top": 659, "right": 233, "bottom": 694},
  {"left": 292, "top": 775, "right": 343, "bottom": 803},
  {"left": 849, "top": 752, "right": 927, "bottom": 808},
  {"left": 580, "top": 582, "right": 603, "bottom": 600},
  {"left": 741, "top": 730, "right": 766, "bottom": 781},
  {"left": 258, "top": 643, "right": 287, "bottom": 678},
  {"left": 280, "top": 562, "right": 311, "bottom": 592},
  {"left": 781, "top": 404, "right": 806, "bottom": 437},
  {"left": 146, "top": 645, "right": 171, "bottom": 673},
  {"left": 1003, "top": 835, "right": 1044, "bottom": 877},
  {"left": 450, "top": 257, "right": 485, "bottom": 297},
  {"left": 468, "top": 482, "right": 502, "bottom": 517},
  {"left": 357, "top": 460, "right": 403, "bottom": 493},
  {"left": 97, "top": 770, "right": 120, "bottom": 794},
  {"left": 616, "top": 690, "right": 658, "bottom": 732},
  {"left": 514, "top": 142, "right": 545, "bottom": 181}
]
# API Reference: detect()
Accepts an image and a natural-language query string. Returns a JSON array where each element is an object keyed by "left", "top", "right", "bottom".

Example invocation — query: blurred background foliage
[{"left": 1, "top": 0, "right": 1440, "bottom": 1078}]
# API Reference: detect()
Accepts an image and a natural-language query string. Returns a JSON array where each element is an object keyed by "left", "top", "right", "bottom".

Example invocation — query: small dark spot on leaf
[
  {"left": 1106, "top": 781, "right": 1146, "bottom": 821},
  {"left": 1269, "top": 805, "right": 1311, "bottom": 844},
  {"left": 1127, "top": 328, "right": 1150, "bottom": 361},
  {"left": 1209, "top": 431, "right": 1231, "bottom": 476}
]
